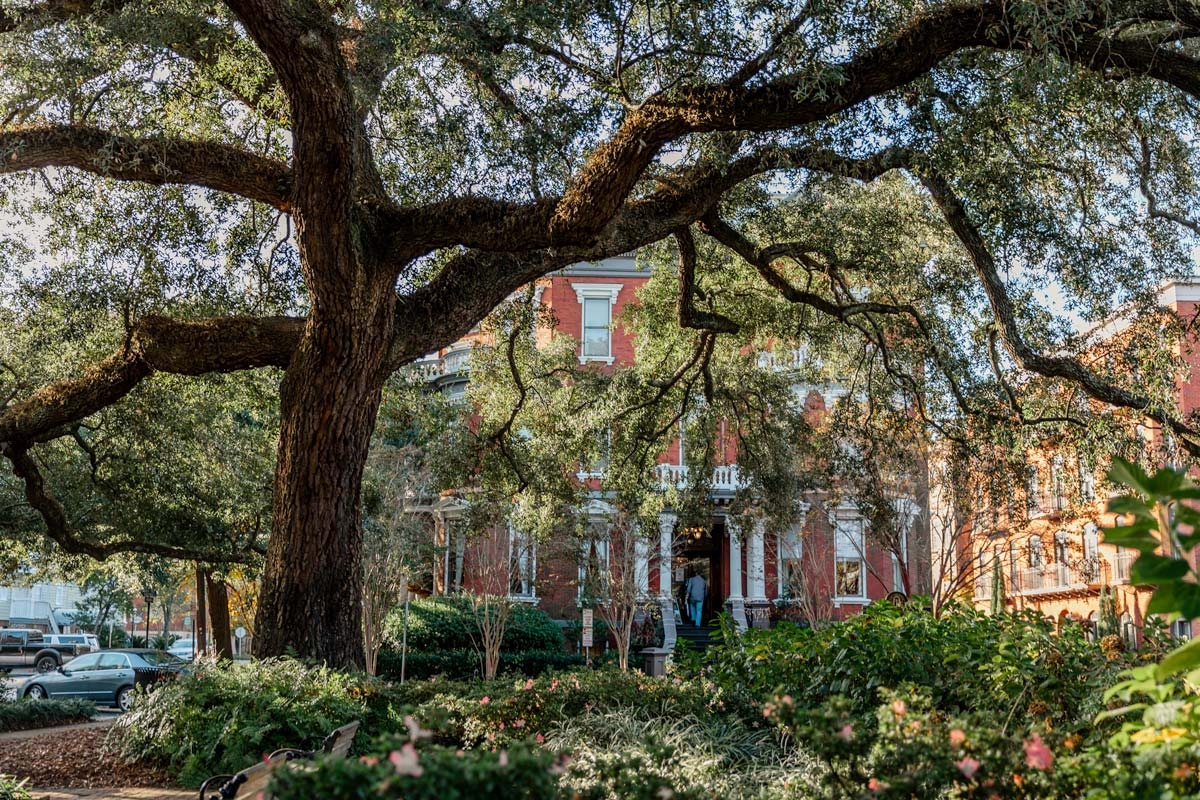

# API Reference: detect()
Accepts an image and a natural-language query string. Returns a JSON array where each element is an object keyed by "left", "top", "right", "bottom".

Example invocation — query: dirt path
[{"left": 0, "top": 721, "right": 190, "bottom": 799}]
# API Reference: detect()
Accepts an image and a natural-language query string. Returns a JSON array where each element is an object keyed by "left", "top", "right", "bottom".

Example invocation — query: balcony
[
  {"left": 654, "top": 464, "right": 749, "bottom": 495},
  {"left": 415, "top": 348, "right": 472, "bottom": 380},
  {"left": 1013, "top": 564, "right": 1089, "bottom": 596}
]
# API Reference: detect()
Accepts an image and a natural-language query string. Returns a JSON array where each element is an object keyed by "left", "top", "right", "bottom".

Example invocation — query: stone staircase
[{"left": 674, "top": 622, "right": 720, "bottom": 653}]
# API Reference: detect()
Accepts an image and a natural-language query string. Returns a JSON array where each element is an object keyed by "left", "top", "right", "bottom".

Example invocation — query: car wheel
[
  {"left": 35, "top": 656, "right": 58, "bottom": 673},
  {"left": 116, "top": 685, "right": 133, "bottom": 712},
  {"left": 25, "top": 684, "right": 46, "bottom": 700}
]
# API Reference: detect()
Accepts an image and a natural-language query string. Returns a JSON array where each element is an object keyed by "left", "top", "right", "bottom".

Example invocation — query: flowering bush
[
  {"left": 269, "top": 739, "right": 568, "bottom": 800},
  {"left": 384, "top": 667, "right": 731, "bottom": 749}
]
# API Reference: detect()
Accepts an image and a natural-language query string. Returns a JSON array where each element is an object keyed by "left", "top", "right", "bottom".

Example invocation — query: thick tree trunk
[
  {"left": 252, "top": 283, "right": 395, "bottom": 668},
  {"left": 206, "top": 573, "right": 233, "bottom": 659}
]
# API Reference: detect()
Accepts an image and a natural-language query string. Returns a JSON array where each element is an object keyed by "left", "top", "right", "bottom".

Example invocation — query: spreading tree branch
[
  {"left": 0, "top": 126, "right": 292, "bottom": 209},
  {"left": 915, "top": 165, "right": 1200, "bottom": 454},
  {"left": 1, "top": 443, "right": 259, "bottom": 563},
  {"left": 0, "top": 315, "right": 303, "bottom": 446}
]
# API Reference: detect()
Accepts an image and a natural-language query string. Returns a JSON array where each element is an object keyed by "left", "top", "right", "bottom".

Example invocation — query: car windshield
[{"left": 135, "top": 651, "right": 186, "bottom": 666}]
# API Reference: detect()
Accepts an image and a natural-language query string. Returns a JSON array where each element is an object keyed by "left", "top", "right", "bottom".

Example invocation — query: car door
[
  {"left": 50, "top": 652, "right": 101, "bottom": 697},
  {"left": 91, "top": 653, "right": 133, "bottom": 703},
  {"left": 0, "top": 631, "right": 24, "bottom": 667}
]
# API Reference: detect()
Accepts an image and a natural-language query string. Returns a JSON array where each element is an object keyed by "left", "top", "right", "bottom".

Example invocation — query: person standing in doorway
[{"left": 684, "top": 570, "right": 707, "bottom": 627}]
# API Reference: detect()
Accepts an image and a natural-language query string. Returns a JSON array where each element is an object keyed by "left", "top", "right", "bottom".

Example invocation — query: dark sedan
[{"left": 22, "top": 649, "right": 186, "bottom": 711}]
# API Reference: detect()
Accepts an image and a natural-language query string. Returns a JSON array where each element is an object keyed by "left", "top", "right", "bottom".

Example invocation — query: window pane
[
  {"left": 835, "top": 518, "right": 863, "bottom": 557},
  {"left": 835, "top": 559, "right": 862, "bottom": 596},
  {"left": 582, "top": 298, "right": 610, "bottom": 357}
]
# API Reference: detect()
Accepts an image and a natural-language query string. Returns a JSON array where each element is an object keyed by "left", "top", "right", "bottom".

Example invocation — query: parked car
[
  {"left": 21, "top": 649, "right": 187, "bottom": 711},
  {"left": 44, "top": 634, "right": 101, "bottom": 652},
  {"left": 0, "top": 629, "right": 91, "bottom": 673},
  {"left": 167, "top": 638, "right": 194, "bottom": 660}
]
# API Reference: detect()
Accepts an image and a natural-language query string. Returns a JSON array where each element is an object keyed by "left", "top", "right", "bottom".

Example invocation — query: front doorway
[{"left": 678, "top": 525, "right": 721, "bottom": 626}]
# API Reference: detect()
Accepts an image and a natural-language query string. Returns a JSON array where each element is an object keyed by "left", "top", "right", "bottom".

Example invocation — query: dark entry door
[{"left": 680, "top": 525, "right": 721, "bottom": 625}]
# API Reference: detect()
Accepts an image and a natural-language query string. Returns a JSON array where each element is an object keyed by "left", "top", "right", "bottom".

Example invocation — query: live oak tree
[{"left": 6, "top": 1, "right": 1200, "bottom": 666}]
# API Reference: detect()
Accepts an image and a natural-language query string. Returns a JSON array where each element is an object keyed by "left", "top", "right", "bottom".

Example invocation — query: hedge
[
  {"left": 0, "top": 698, "right": 94, "bottom": 731},
  {"left": 376, "top": 648, "right": 584, "bottom": 681},
  {"left": 382, "top": 596, "right": 565, "bottom": 653}
]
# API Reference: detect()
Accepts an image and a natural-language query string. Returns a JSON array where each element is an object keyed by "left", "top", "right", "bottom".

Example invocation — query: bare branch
[{"left": 726, "top": 4, "right": 814, "bottom": 86}]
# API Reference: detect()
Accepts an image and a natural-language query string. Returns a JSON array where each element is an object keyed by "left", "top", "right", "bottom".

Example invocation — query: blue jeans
[{"left": 688, "top": 600, "right": 703, "bottom": 626}]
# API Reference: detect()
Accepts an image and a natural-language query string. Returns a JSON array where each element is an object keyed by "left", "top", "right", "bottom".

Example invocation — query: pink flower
[
  {"left": 389, "top": 743, "right": 423, "bottom": 777},
  {"left": 524, "top": 679, "right": 535, "bottom": 690},
  {"left": 480, "top": 696, "right": 491, "bottom": 705},
  {"left": 956, "top": 757, "right": 980, "bottom": 779},
  {"left": 536, "top": 733, "right": 545, "bottom": 744},
  {"left": 837, "top": 724, "right": 854, "bottom": 741},
  {"left": 868, "top": 778, "right": 889, "bottom": 791},
  {"left": 891, "top": 699, "right": 907, "bottom": 717},
  {"left": 359, "top": 756, "right": 379, "bottom": 766},
  {"left": 550, "top": 679, "right": 560, "bottom": 691},
  {"left": 949, "top": 729, "right": 966, "bottom": 746},
  {"left": 514, "top": 719, "right": 525, "bottom": 728},
  {"left": 1024, "top": 733, "right": 1054, "bottom": 770},
  {"left": 404, "top": 716, "right": 431, "bottom": 740},
  {"left": 498, "top": 751, "right": 509, "bottom": 767}
]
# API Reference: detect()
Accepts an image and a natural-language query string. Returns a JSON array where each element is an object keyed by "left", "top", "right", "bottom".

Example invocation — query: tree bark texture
[
  {"left": 205, "top": 572, "right": 233, "bottom": 659},
  {"left": 252, "top": 308, "right": 392, "bottom": 667}
]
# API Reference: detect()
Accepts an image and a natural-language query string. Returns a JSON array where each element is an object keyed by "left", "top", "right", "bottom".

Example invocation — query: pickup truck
[{"left": 0, "top": 629, "right": 91, "bottom": 673}]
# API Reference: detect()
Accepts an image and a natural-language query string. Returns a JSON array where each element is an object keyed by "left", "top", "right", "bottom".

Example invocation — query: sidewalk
[{"left": 32, "top": 790, "right": 192, "bottom": 800}]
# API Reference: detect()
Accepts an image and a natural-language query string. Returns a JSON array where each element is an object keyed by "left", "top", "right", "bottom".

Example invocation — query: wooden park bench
[{"left": 197, "top": 720, "right": 361, "bottom": 800}]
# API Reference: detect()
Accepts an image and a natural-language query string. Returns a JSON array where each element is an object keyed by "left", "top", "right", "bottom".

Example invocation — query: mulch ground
[{"left": 0, "top": 726, "right": 181, "bottom": 789}]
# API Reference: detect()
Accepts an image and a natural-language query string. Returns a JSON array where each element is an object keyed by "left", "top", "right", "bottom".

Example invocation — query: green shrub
[
  {"left": 697, "top": 602, "right": 1122, "bottom": 732},
  {"left": 382, "top": 596, "right": 563, "bottom": 653},
  {"left": 547, "top": 706, "right": 810, "bottom": 800},
  {"left": 376, "top": 647, "right": 585, "bottom": 681},
  {"left": 386, "top": 667, "right": 734, "bottom": 749},
  {"left": 269, "top": 739, "right": 567, "bottom": 800},
  {"left": 0, "top": 698, "right": 93, "bottom": 731},
  {"left": 106, "top": 657, "right": 365, "bottom": 786},
  {"left": 0, "top": 774, "right": 29, "bottom": 800}
]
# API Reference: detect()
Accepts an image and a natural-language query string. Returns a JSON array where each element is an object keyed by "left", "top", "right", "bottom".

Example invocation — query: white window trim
[
  {"left": 778, "top": 524, "right": 804, "bottom": 598},
  {"left": 832, "top": 507, "right": 868, "bottom": 601},
  {"left": 572, "top": 283, "right": 622, "bottom": 364},
  {"left": 577, "top": 531, "right": 611, "bottom": 604},
  {"left": 508, "top": 525, "right": 538, "bottom": 602}
]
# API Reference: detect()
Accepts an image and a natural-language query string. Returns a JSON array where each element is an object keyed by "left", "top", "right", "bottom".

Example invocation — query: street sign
[
  {"left": 581, "top": 609, "right": 593, "bottom": 648},
  {"left": 234, "top": 626, "right": 247, "bottom": 639}
]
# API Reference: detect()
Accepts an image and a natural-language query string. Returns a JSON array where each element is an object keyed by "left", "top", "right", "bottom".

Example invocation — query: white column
[
  {"left": 727, "top": 517, "right": 743, "bottom": 600},
  {"left": 747, "top": 517, "right": 767, "bottom": 601},
  {"left": 656, "top": 511, "right": 678, "bottom": 651},
  {"left": 634, "top": 535, "right": 650, "bottom": 597},
  {"left": 725, "top": 516, "right": 748, "bottom": 631},
  {"left": 658, "top": 511, "right": 677, "bottom": 598}
]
